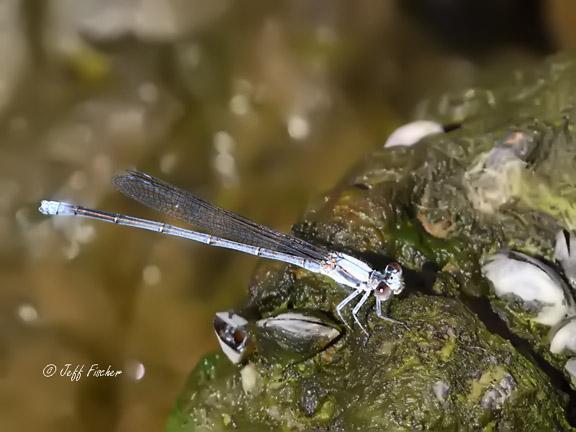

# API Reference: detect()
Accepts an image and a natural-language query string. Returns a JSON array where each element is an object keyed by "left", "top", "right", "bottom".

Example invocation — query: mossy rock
[
  {"left": 167, "top": 54, "right": 576, "bottom": 431},
  {"left": 168, "top": 296, "right": 570, "bottom": 431}
]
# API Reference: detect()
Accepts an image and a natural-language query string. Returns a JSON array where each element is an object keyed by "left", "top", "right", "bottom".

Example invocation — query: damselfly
[{"left": 39, "top": 171, "right": 405, "bottom": 334}]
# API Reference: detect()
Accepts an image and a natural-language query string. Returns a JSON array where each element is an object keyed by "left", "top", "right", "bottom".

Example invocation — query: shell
[
  {"left": 214, "top": 310, "right": 341, "bottom": 364},
  {"left": 213, "top": 311, "right": 251, "bottom": 364},
  {"left": 549, "top": 317, "right": 576, "bottom": 355},
  {"left": 555, "top": 230, "right": 576, "bottom": 289},
  {"left": 254, "top": 311, "right": 341, "bottom": 362},
  {"left": 463, "top": 130, "right": 538, "bottom": 214},
  {"left": 564, "top": 358, "right": 576, "bottom": 387},
  {"left": 482, "top": 251, "right": 575, "bottom": 327},
  {"left": 384, "top": 120, "right": 443, "bottom": 148}
]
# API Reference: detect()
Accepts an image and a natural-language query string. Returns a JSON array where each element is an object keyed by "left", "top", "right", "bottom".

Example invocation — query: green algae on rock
[
  {"left": 168, "top": 297, "right": 571, "bottom": 431},
  {"left": 168, "top": 54, "right": 576, "bottom": 431}
]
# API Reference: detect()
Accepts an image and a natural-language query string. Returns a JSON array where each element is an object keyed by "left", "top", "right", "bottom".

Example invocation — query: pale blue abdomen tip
[{"left": 39, "top": 200, "right": 63, "bottom": 215}]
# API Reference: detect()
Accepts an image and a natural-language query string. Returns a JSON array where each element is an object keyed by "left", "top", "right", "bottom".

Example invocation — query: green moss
[
  {"left": 519, "top": 174, "right": 576, "bottom": 230},
  {"left": 439, "top": 334, "right": 457, "bottom": 362},
  {"left": 468, "top": 366, "right": 508, "bottom": 402},
  {"left": 315, "top": 397, "right": 336, "bottom": 421}
]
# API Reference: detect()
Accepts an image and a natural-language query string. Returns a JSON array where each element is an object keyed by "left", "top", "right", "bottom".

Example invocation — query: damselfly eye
[
  {"left": 374, "top": 282, "right": 392, "bottom": 301},
  {"left": 386, "top": 262, "right": 402, "bottom": 274}
]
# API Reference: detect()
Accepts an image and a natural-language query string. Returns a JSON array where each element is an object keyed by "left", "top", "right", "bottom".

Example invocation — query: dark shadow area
[{"left": 401, "top": 0, "right": 554, "bottom": 55}]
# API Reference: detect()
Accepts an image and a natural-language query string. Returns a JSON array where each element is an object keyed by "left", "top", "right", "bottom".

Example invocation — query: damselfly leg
[
  {"left": 335, "top": 289, "right": 363, "bottom": 331},
  {"left": 351, "top": 289, "right": 372, "bottom": 336},
  {"left": 376, "top": 298, "right": 409, "bottom": 329}
]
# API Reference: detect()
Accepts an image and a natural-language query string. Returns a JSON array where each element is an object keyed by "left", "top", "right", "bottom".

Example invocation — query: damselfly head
[
  {"left": 369, "top": 262, "right": 404, "bottom": 300},
  {"left": 384, "top": 262, "right": 405, "bottom": 294}
]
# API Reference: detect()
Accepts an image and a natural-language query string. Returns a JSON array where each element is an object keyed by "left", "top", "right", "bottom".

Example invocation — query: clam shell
[
  {"left": 384, "top": 120, "right": 443, "bottom": 148},
  {"left": 564, "top": 358, "right": 576, "bottom": 387},
  {"left": 482, "top": 251, "right": 575, "bottom": 326},
  {"left": 255, "top": 312, "right": 341, "bottom": 362},
  {"left": 213, "top": 311, "right": 251, "bottom": 364},
  {"left": 549, "top": 317, "right": 576, "bottom": 355},
  {"left": 555, "top": 230, "right": 576, "bottom": 289}
]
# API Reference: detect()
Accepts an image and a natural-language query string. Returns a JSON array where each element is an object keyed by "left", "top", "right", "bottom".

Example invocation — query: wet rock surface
[{"left": 168, "top": 54, "right": 576, "bottom": 431}]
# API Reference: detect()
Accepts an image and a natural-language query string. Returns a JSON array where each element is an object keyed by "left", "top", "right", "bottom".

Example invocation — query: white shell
[
  {"left": 213, "top": 311, "right": 250, "bottom": 364},
  {"left": 240, "top": 363, "right": 262, "bottom": 395},
  {"left": 564, "top": 358, "right": 576, "bottom": 386},
  {"left": 482, "top": 251, "right": 575, "bottom": 326},
  {"left": 254, "top": 312, "right": 341, "bottom": 362},
  {"left": 550, "top": 317, "right": 576, "bottom": 354},
  {"left": 555, "top": 230, "right": 576, "bottom": 289},
  {"left": 384, "top": 120, "right": 443, "bottom": 148},
  {"left": 256, "top": 312, "right": 339, "bottom": 340}
]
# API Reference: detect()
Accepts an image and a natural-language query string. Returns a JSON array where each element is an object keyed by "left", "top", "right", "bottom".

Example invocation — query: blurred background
[{"left": 1, "top": 0, "right": 575, "bottom": 430}]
